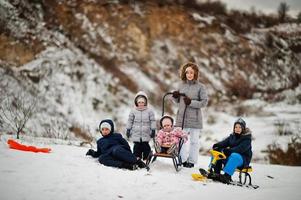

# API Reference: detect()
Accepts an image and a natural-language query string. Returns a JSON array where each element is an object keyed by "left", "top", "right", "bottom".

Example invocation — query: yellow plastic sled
[{"left": 191, "top": 173, "right": 207, "bottom": 181}]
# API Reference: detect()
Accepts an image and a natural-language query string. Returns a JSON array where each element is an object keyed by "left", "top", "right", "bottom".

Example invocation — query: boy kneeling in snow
[
  {"left": 209, "top": 118, "right": 252, "bottom": 184},
  {"left": 86, "top": 119, "right": 146, "bottom": 170}
]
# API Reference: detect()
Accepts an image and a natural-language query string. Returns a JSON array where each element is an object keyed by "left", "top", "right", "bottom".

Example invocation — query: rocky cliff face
[{"left": 0, "top": 0, "right": 300, "bottom": 142}]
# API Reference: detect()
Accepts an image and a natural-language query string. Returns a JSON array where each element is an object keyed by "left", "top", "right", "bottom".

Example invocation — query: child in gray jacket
[
  {"left": 126, "top": 91, "right": 156, "bottom": 160},
  {"left": 172, "top": 62, "right": 208, "bottom": 168}
]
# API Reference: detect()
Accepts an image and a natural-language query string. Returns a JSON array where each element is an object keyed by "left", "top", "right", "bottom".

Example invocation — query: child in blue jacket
[
  {"left": 210, "top": 118, "right": 252, "bottom": 184},
  {"left": 86, "top": 119, "right": 146, "bottom": 170}
]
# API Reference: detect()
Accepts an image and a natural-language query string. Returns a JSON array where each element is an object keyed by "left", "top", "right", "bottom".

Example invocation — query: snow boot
[
  {"left": 218, "top": 173, "right": 232, "bottom": 184},
  {"left": 207, "top": 172, "right": 220, "bottom": 181},
  {"left": 136, "top": 159, "right": 146, "bottom": 169},
  {"left": 121, "top": 162, "right": 137, "bottom": 171},
  {"left": 183, "top": 162, "right": 194, "bottom": 168}
]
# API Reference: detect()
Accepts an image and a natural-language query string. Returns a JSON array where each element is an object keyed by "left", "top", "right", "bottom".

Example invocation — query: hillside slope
[{"left": 0, "top": 0, "right": 300, "bottom": 163}]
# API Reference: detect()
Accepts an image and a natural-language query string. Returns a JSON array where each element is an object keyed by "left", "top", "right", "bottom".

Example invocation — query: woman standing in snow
[
  {"left": 126, "top": 91, "right": 156, "bottom": 161},
  {"left": 172, "top": 62, "right": 208, "bottom": 168}
]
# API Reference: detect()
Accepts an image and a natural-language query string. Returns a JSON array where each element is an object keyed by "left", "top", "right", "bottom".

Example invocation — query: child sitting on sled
[
  {"left": 155, "top": 116, "right": 188, "bottom": 154},
  {"left": 86, "top": 119, "right": 146, "bottom": 170},
  {"left": 208, "top": 118, "right": 253, "bottom": 184}
]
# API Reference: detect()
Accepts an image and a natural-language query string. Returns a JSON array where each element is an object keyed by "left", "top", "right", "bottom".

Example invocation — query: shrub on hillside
[
  {"left": 194, "top": 0, "right": 227, "bottom": 16},
  {"left": 206, "top": 114, "right": 216, "bottom": 125},
  {"left": 42, "top": 119, "right": 70, "bottom": 140},
  {"left": 274, "top": 119, "right": 294, "bottom": 136},
  {"left": 144, "top": 0, "right": 227, "bottom": 15},
  {"left": 69, "top": 124, "right": 94, "bottom": 147},
  {"left": 265, "top": 135, "right": 301, "bottom": 166},
  {"left": 224, "top": 10, "right": 278, "bottom": 33},
  {"left": 224, "top": 76, "right": 255, "bottom": 100}
]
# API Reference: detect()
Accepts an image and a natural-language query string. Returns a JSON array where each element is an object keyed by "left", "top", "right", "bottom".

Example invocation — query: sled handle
[
  {"left": 210, "top": 150, "right": 226, "bottom": 165},
  {"left": 162, "top": 92, "right": 187, "bottom": 129}
]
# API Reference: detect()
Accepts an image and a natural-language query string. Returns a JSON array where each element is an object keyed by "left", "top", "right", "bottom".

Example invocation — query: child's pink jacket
[{"left": 156, "top": 127, "right": 188, "bottom": 146}]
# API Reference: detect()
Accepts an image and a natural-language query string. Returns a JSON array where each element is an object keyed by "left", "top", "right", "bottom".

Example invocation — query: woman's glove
[
  {"left": 172, "top": 91, "right": 180, "bottom": 98},
  {"left": 183, "top": 96, "right": 191, "bottom": 105}
]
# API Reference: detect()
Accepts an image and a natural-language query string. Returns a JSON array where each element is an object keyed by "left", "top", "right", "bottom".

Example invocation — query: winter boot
[
  {"left": 183, "top": 162, "right": 194, "bottom": 168},
  {"left": 187, "top": 162, "right": 194, "bottom": 168},
  {"left": 136, "top": 159, "right": 146, "bottom": 169},
  {"left": 207, "top": 172, "right": 220, "bottom": 181},
  {"left": 218, "top": 173, "right": 232, "bottom": 184},
  {"left": 212, "top": 160, "right": 223, "bottom": 174},
  {"left": 121, "top": 162, "right": 137, "bottom": 171},
  {"left": 145, "top": 151, "right": 153, "bottom": 165}
]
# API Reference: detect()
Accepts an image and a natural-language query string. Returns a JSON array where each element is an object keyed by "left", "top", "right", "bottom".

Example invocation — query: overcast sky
[{"left": 217, "top": 0, "right": 301, "bottom": 17}]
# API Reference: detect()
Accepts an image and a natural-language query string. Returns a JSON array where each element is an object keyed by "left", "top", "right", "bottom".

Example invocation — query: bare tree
[
  {"left": 0, "top": 93, "right": 37, "bottom": 139},
  {"left": 278, "top": 2, "right": 290, "bottom": 23},
  {"left": 297, "top": 11, "right": 301, "bottom": 23}
]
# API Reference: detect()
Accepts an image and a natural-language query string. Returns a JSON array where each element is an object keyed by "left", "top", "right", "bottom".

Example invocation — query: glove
[
  {"left": 212, "top": 144, "right": 221, "bottom": 151},
  {"left": 86, "top": 149, "right": 95, "bottom": 156},
  {"left": 183, "top": 96, "right": 191, "bottom": 105},
  {"left": 126, "top": 129, "right": 131, "bottom": 138},
  {"left": 223, "top": 148, "right": 232, "bottom": 157},
  {"left": 150, "top": 129, "right": 156, "bottom": 138},
  {"left": 172, "top": 91, "right": 180, "bottom": 98}
]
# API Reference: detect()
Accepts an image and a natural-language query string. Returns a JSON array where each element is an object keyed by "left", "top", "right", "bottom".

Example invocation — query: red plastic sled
[{"left": 7, "top": 139, "right": 51, "bottom": 153}]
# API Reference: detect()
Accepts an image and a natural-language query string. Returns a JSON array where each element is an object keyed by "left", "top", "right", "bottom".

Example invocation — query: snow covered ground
[{"left": 0, "top": 137, "right": 301, "bottom": 200}]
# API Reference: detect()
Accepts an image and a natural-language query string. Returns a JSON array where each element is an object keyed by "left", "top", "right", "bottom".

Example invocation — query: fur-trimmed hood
[
  {"left": 134, "top": 91, "right": 148, "bottom": 107},
  {"left": 99, "top": 119, "right": 114, "bottom": 136}
]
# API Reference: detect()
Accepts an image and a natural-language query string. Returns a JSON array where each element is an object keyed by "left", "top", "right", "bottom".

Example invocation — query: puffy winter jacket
[
  {"left": 126, "top": 91, "right": 156, "bottom": 142},
  {"left": 213, "top": 129, "right": 253, "bottom": 167},
  {"left": 173, "top": 80, "right": 208, "bottom": 129},
  {"left": 156, "top": 127, "right": 188, "bottom": 146},
  {"left": 92, "top": 119, "right": 131, "bottom": 158}
]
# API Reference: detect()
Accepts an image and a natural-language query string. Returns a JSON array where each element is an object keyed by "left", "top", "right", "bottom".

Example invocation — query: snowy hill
[
  {"left": 0, "top": 137, "right": 301, "bottom": 200},
  {"left": 0, "top": 0, "right": 301, "bottom": 164}
]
